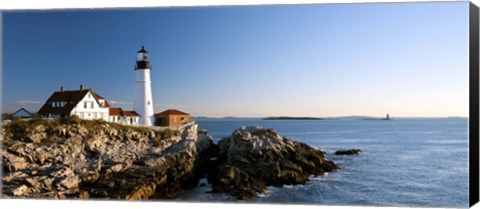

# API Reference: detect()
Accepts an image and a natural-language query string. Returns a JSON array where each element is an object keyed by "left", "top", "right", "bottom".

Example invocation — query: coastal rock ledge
[
  {"left": 1, "top": 120, "right": 214, "bottom": 200},
  {"left": 207, "top": 126, "right": 339, "bottom": 199},
  {"left": 2, "top": 120, "right": 339, "bottom": 200}
]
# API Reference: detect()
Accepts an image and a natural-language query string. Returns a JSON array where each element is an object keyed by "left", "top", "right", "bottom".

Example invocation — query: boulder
[
  {"left": 207, "top": 126, "right": 339, "bottom": 199},
  {"left": 12, "top": 185, "right": 29, "bottom": 196},
  {"left": 58, "top": 175, "right": 80, "bottom": 190},
  {"left": 3, "top": 152, "right": 28, "bottom": 171}
]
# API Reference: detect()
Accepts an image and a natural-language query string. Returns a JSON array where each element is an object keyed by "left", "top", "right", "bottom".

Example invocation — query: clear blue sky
[{"left": 2, "top": 2, "right": 469, "bottom": 117}]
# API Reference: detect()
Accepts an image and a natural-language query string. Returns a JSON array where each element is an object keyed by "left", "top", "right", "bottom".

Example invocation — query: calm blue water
[{"left": 180, "top": 118, "right": 469, "bottom": 208}]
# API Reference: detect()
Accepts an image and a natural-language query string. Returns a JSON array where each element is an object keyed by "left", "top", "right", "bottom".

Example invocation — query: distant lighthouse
[{"left": 133, "top": 46, "right": 154, "bottom": 126}]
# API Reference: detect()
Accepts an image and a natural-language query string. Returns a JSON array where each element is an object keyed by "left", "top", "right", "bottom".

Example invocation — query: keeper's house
[
  {"left": 154, "top": 109, "right": 190, "bottom": 127},
  {"left": 38, "top": 85, "right": 140, "bottom": 125}
]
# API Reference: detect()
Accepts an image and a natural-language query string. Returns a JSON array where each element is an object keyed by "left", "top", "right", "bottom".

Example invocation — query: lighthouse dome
[{"left": 138, "top": 45, "right": 148, "bottom": 53}]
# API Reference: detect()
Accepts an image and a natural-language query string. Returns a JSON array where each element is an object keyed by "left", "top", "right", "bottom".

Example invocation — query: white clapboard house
[{"left": 38, "top": 85, "right": 140, "bottom": 126}]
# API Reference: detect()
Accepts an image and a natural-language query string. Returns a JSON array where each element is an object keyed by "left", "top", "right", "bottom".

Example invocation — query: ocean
[{"left": 179, "top": 118, "right": 469, "bottom": 208}]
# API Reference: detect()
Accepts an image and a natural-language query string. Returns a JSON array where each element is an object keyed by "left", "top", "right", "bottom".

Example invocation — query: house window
[
  {"left": 181, "top": 117, "right": 185, "bottom": 121},
  {"left": 80, "top": 113, "right": 84, "bottom": 119},
  {"left": 91, "top": 102, "right": 94, "bottom": 109},
  {"left": 84, "top": 102, "right": 87, "bottom": 108},
  {"left": 93, "top": 113, "right": 97, "bottom": 118}
]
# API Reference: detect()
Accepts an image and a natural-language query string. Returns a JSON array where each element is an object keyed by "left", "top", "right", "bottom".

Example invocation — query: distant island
[
  {"left": 263, "top": 116, "right": 323, "bottom": 120},
  {"left": 193, "top": 115, "right": 396, "bottom": 121}
]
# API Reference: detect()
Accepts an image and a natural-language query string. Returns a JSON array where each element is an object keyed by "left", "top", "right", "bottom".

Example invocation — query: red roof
[
  {"left": 155, "top": 109, "right": 189, "bottom": 116},
  {"left": 109, "top": 108, "right": 122, "bottom": 116},
  {"left": 94, "top": 93, "right": 111, "bottom": 107},
  {"left": 109, "top": 108, "right": 139, "bottom": 117},
  {"left": 103, "top": 101, "right": 111, "bottom": 107},
  {"left": 123, "top": 111, "right": 140, "bottom": 117}
]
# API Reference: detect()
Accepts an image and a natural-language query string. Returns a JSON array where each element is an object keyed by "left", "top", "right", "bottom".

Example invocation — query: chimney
[
  {"left": 80, "top": 84, "right": 84, "bottom": 91},
  {"left": 60, "top": 86, "right": 64, "bottom": 92},
  {"left": 90, "top": 88, "right": 94, "bottom": 92}
]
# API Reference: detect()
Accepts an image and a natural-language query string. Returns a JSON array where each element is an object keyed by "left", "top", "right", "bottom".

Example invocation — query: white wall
[
  {"left": 70, "top": 91, "right": 109, "bottom": 121},
  {"left": 133, "top": 69, "right": 154, "bottom": 126},
  {"left": 108, "top": 115, "right": 139, "bottom": 125}
]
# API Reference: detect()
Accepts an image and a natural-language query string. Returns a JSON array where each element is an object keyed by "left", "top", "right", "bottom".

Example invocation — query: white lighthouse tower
[{"left": 133, "top": 46, "right": 154, "bottom": 126}]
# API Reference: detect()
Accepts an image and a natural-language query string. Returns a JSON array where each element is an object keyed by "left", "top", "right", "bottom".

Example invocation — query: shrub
[
  {"left": 59, "top": 115, "right": 82, "bottom": 125},
  {"left": 6, "top": 118, "right": 30, "bottom": 140},
  {"left": 79, "top": 119, "right": 108, "bottom": 133},
  {"left": 153, "top": 133, "right": 162, "bottom": 144},
  {"left": 30, "top": 114, "right": 44, "bottom": 126},
  {"left": 2, "top": 113, "right": 12, "bottom": 121},
  {"left": 162, "top": 129, "right": 176, "bottom": 139},
  {"left": 150, "top": 129, "right": 177, "bottom": 143}
]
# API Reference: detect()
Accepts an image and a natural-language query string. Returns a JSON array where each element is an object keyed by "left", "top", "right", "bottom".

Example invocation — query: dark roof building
[{"left": 38, "top": 88, "right": 95, "bottom": 115}]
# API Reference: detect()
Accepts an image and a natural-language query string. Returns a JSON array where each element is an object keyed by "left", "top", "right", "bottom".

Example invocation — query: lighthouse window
[{"left": 148, "top": 101, "right": 150, "bottom": 105}]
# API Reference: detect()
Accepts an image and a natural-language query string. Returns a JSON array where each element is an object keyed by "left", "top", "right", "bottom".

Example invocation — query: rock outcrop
[
  {"left": 334, "top": 149, "right": 361, "bottom": 155},
  {"left": 2, "top": 120, "right": 214, "bottom": 199},
  {"left": 207, "top": 126, "right": 339, "bottom": 199}
]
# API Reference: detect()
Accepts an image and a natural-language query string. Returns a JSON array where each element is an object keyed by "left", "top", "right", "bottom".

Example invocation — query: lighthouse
[{"left": 133, "top": 46, "right": 154, "bottom": 126}]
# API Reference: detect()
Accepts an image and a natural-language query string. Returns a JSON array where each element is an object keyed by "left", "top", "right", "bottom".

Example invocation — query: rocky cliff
[
  {"left": 1, "top": 119, "right": 214, "bottom": 199},
  {"left": 2, "top": 120, "right": 340, "bottom": 200}
]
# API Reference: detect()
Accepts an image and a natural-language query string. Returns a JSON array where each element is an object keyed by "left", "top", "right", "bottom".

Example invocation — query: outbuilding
[
  {"left": 154, "top": 109, "right": 190, "bottom": 127},
  {"left": 11, "top": 108, "right": 33, "bottom": 119}
]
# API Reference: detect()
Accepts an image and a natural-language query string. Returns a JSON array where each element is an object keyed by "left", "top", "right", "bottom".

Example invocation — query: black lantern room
[{"left": 135, "top": 46, "right": 151, "bottom": 70}]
